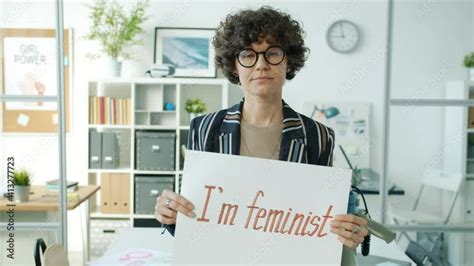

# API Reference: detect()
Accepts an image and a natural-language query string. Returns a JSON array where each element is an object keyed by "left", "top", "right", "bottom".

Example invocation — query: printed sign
[{"left": 173, "top": 151, "right": 352, "bottom": 265}]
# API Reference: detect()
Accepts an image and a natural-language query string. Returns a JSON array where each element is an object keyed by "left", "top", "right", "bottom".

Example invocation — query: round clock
[{"left": 326, "top": 20, "right": 360, "bottom": 53}]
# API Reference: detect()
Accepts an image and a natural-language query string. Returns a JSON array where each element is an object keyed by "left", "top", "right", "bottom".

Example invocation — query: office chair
[
  {"left": 35, "top": 238, "right": 70, "bottom": 266},
  {"left": 391, "top": 170, "right": 463, "bottom": 225},
  {"left": 390, "top": 170, "right": 463, "bottom": 265}
]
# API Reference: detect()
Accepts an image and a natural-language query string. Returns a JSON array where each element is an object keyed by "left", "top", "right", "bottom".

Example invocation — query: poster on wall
[
  {"left": 303, "top": 102, "right": 371, "bottom": 169},
  {"left": 173, "top": 151, "right": 352, "bottom": 265},
  {"left": 0, "top": 28, "right": 72, "bottom": 133},
  {"left": 4, "top": 37, "right": 57, "bottom": 111}
]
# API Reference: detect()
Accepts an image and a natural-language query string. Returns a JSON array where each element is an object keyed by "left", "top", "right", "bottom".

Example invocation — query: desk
[
  {"left": 0, "top": 185, "right": 99, "bottom": 265},
  {"left": 0, "top": 185, "right": 99, "bottom": 211},
  {"left": 358, "top": 169, "right": 405, "bottom": 195},
  {"left": 95, "top": 228, "right": 413, "bottom": 265}
]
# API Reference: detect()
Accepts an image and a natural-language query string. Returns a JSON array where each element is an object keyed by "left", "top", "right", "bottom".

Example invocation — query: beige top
[{"left": 239, "top": 119, "right": 284, "bottom": 160}]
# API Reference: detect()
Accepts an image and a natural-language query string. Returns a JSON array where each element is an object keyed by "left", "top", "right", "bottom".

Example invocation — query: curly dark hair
[{"left": 212, "top": 6, "right": 309, "bottom": 84}]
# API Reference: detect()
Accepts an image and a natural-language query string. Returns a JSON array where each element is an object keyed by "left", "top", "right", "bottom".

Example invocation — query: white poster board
[
  {"left": 173, "top": 151, "right": 352, "bottom": 265},
  {"left": 4, "top": 37, "right": 58, "bottom": 110}
]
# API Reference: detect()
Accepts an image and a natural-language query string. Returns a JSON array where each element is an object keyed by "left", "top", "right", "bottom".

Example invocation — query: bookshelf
[{"left": 87, "top": 77, "right": 242, "bottom": 224}]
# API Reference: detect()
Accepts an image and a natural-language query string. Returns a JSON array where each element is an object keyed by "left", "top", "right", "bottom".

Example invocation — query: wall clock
[{"left": 326, "top": 20, "right": 360, "bottom": 53}]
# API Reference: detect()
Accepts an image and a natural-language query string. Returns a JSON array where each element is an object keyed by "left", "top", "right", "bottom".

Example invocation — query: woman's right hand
[{"left": 154, "top": 189, "right": 196, "bottom": 225}]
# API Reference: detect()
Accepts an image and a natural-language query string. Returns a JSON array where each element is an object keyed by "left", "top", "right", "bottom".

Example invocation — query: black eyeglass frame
[{"left": 235, "top": 46, "right": 286, "bottom": 68}]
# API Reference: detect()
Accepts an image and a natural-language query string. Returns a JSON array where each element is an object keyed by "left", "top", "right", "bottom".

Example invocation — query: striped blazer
[
  {"left": 187, "top": 98, "right": 335, "bottom": 165},
  {"left": 164, "top": 99, "right": 335, "bottom": 235}
]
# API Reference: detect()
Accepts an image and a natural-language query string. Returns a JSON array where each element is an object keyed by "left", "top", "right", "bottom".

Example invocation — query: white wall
[{"left": 0, "top": 0, "right": 472, "bottom": 257}]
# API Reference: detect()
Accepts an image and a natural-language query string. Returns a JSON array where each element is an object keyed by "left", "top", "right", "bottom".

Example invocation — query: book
[
  {"left": 47, "top": 185, "right": 78, "bottom": 192},
  {"left": 46, "top": 179, "right": 78, "bottom": 188},
  {"left": 46, "top": 179, "right": 79, "bottom": 192}
]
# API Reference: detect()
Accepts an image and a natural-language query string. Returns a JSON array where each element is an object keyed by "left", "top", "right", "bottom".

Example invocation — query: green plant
[
  {"left": 185, "top": 99, "right": 207, "bottom": 114},
  {"left": 85, "top": 0, "right": 149, "bottom": 60},
  {"left": 464, "top": 52, "right": 474, "bottom": 68},
  {"left": 13, "top": 170, "right": 31, "bottom": 186}
]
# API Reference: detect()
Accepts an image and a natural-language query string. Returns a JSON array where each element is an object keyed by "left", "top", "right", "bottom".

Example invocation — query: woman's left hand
[{"left": 330, "top": 214, "right": 369, "bottom": 249}]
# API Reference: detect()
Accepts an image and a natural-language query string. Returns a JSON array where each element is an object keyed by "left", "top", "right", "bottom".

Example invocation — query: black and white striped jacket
[
  {"left": 187, "top": 98, "right": 335, "bottom": 165},
  {"left": 165, "top": 99, "right": 335, "bottom": 235}
]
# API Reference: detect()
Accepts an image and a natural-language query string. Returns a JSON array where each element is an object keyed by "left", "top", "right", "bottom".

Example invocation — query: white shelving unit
[
  {"left": 444, "top": 80, "right": 474, "bottom": 263},
  {"left": 87, "top": 77, "right": 241, "bottom": 223},
  {"left": 86, "top": 77, "right": 242, "bottom": 259},
  {"left": 463, "top": 81, "right": 474, "bottom": 262}
]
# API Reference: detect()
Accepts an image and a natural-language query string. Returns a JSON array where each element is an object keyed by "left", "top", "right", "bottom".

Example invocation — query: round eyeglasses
[{"left": 236, "top": 46, "right": 285, "bottom": 68}]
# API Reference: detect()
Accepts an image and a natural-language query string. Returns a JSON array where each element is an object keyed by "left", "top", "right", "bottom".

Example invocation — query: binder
[
  {"left": 102, "top": 132, "right": 119, "bottom": 169},
  {"left": 89, "top": 130, "right": 102, "bottom": 168},
  {"left": 101, "top": 173, "right": 112, "bottom": 213},
  {"left": 101, "top": 173, "right": 130, "bottom": 214},
  {"left": 118, "top": 174, "right": 130, "bottom": 213}
]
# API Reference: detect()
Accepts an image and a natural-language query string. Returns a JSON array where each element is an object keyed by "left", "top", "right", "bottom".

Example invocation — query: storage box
[
  {"left": 136, "top": 131, "right": 175, "bottom": 171},
  {"left": 135, "top": 176, "right": 174, "bottom": 214},
  {"left": 90, "top": 219, "right": 131, "bottom": 259}
]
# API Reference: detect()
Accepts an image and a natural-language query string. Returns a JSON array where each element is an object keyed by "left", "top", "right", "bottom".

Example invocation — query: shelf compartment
[
  {"left": 90, "top": 205, "right": 131, "bottom": 219},
  {"left": 150, "top": 111, "right": 176, "bottom": 126},
  {"left": 89, "top": 81, "right": 132, "bottom": 98},
  {"left": 88, "top": 128, "right": 131, "bottom": 170},
  {"left": 135, "top": 84, "right": 164, "bottom": 112},
  {"left": 89, "top": 82, "right": 132, "bottom": 126},
  {"left": 179, "top": 84, "right": 223, "bottom": 127}
]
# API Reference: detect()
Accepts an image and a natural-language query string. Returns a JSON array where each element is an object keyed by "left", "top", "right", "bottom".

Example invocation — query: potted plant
[
  {"left": 85, "top": 0, "right": 149, "bottom": 77},
  {"left": 463, "top": 52, "right": 474, "bottom": 81},
  {"left": 13, "top": 169, "right": 32, "bottom": 203},
  {"left": 185, "top": 99, "right": 207, "bottom": 120}
]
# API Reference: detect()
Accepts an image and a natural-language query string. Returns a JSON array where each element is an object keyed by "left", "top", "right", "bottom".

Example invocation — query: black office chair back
[{"left": 34, "top": 238, "right": 47, "bottom": 266}]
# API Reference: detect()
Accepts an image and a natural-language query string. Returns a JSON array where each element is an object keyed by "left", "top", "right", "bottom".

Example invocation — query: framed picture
[
  {"left": 154, "top": 27, "right": 216, "bottom": 78},
  {"left": 0, "top": 28, "right": 72, "bottom": 133}
]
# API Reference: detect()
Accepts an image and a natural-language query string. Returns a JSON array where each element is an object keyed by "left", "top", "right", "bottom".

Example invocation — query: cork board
[{"left": 0, "top": 28, "right": 71, "bottom": 133}]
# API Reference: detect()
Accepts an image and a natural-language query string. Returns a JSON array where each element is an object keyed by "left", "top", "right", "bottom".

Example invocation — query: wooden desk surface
[{"left": 0, "top": 185, "right": 100, "bottom": 212}]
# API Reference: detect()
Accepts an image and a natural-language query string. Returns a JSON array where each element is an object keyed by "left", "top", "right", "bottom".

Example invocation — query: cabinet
[{"left": 87, "top": 78, "right": 242, "bottom": 227}]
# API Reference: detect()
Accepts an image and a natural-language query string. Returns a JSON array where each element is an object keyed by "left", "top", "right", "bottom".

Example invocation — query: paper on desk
[
  {"left": 90, "top": 249, "right": 172, "bottom": 266},
  {"left": 173, "top": 151, "right": 352, "bottom": 265}
]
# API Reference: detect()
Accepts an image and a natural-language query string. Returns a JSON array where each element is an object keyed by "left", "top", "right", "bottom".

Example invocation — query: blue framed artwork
[{"left": 154, "top": 27, "right": 216, "bottom": 78}]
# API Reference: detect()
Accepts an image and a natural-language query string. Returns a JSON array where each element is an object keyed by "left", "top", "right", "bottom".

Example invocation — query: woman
[{"left": 155, "top": 6, "right": 368, "bottom": 249}]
